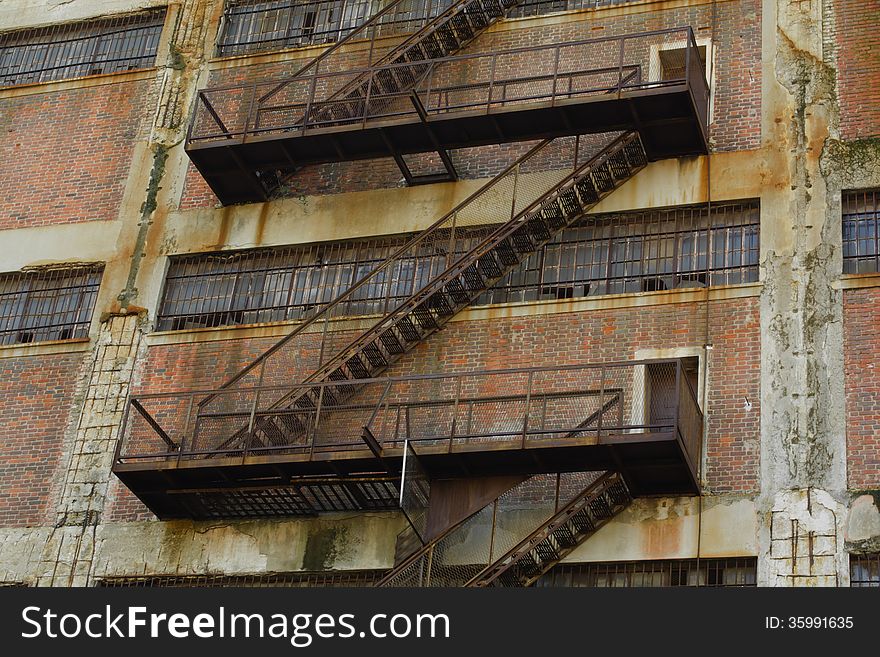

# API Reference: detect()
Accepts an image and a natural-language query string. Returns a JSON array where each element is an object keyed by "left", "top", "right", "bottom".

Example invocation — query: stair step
[
  {"left": 412, "top": 304, "right": 439, "bottom": 330},
  {"left": 362, "top": 342, "right": 388, "bottom": 368},
  {"left": 430, "top": 291, "right": 455, "bottom": 316},
  {"left": 346, "top": 354, "right": 371, "bottom": 379},
  {"left": 434, "top": 25, "right": 462, "bottom": 52},
  {"left": 593, "top": 164, "right": 614, "bottom": 193},
  {"left": 450, "top": 13, "right": 476, "bottom": 41},
  {"left": 575, "top": 175, "right": 599, "bottom": 204},
  {"left": 395, "top": 316, "right": 423, "bottom": 342},
  {"left": 550, "top": 523, "right": 579, "bottom": 548},
  {"left": 462, "top": 263, "right": 486, "bottom": 290},
  {"left": 589, "top": 496, "right": 613, "bottom": 519},
  {"left": 511, "top": 225, "right": 536, "bottom": 252},
  {"left": 328, "top": 367, "right": 349, "bottom": 382},
  {"left": 477, "top": 252, "right": 502, "bottom": 278},
  {"left": 258, "top": 417, "right": 287, "bottom": 446},
  {"left": 445, "top": 279, "right": 471, "bottom": 304},
  {"left": 379, "top": 328, "right": 405, "bottom": 354},
  {"left": 569, "top": 507, "right": 596, "bottom": 533},
  {"left": 557, "top": 187, "right": 581, "bottom": 216},
  {"left": 533, "top": 537, "right": 560, "bottom": 563},
  {"left": 493, "top": 239, "right": 521, "bottom": 266},
  {"left": 514, "top": 552, "right": 543, "bottom": 577},
  {"left": 526, "top": 216, "right": 551, "bottom": 242}
]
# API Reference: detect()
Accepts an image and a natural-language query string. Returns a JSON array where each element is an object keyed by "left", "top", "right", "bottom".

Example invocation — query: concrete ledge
[
  {"left": 0, "top": 338, "right": 91, "bottom": 360},
  {"left": 0, "top": 68, "right": 159, "bottom": 99},
  {"left": 144, "top": 282, "right": 761, "bottom": 347}
]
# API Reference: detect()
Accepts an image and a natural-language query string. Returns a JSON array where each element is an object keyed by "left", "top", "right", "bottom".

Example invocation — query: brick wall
[
  {"left": 108, "top": 294, "right": 761, "bottom": 520},
  {"left": 0, "top": 80, "right": 152, "bottom": 230},
  {"left": 844, "top": 287, "right": 880, "bottom": 490},
  {"left": 0, "top": 353, "right": 85, "bottom": 527},
  {"left": 179, "top": 0, "right": 762, "bottom": 208},
  {"left": 832, "top": 0, "right": 880, "bottom": 140}
]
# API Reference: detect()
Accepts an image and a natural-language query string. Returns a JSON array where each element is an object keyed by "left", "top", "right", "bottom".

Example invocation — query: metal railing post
[
  {"left": 522, "top": 371, "right": 533, "bottom": 448},
  {"left": 597, "top": 365, "right": 606, "bottom": 440}
]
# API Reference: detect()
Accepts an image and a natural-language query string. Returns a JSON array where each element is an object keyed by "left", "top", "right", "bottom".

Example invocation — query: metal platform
[
  {"left": 114, "top": 359, "right": 702, "bottom": 519},
  {"left": 185, "top": 27, "right": 709, "bottom": 204}
]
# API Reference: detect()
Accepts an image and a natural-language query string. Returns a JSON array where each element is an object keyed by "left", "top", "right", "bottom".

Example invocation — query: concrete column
[{"left": 757, "top": 0, "right": 847, "bottom": 586}]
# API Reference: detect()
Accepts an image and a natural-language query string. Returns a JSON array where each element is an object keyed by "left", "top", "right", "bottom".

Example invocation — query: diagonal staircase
[
  {"left": 255, "top": 0, "right": 522, "bottom": 192},
  {"left": 207, "top": 132, "right": 648, "bottom": 453},
  {"left": 376, "top": 471, "right": 631, "bottom": 587},
  {"left": 466, "top": 471, "right": 631, "bottom": 586}
]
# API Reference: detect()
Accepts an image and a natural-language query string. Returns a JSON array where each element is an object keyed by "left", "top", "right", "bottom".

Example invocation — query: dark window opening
[
  {"left": 97, "top": 570, "right": 385, "bottom": 587},
  {"left": 0, "top": 9, "right": 166, "bottom": 87},
  {"left": 646, "top": 357, "right": 698, "bottom": 427},
  {"left": 659, "top": 44, "right": 708, "bottom": 83},
  {"left": 0, "top": 264, "right": 104, "bottom": 346},
  {"left": 537, "top": 557, "right": 757, "bottom": 587},
  {"left": 843, "top": 189, "right": 880, "bottom": 274},
  {"left": 850, "top": 554, "right": 880, "bottom": 587}
]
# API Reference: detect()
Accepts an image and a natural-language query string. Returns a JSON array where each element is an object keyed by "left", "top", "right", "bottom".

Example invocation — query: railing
[
  {"left": 188, "top": 26, "right": 706, "bottom": 144},
  {"left": 377, "top": 470, "right": 607, "bottom": 586},
  {"left": 116, "top": 358, "right": 703, "bottom": 481},
  {"left": 183, "top": 132, "right": 620, "bottom": 421}
]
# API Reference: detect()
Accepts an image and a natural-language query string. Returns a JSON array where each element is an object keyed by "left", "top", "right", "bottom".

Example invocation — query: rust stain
[
  {"left": 213, "top": 205, "right": 233, "bottom": 250},
  {"left": 254, "top": 202, "right": 270, "bottom": 246},
  {"left": 643, "top": 518, "right": 683, "bottom": 559}
]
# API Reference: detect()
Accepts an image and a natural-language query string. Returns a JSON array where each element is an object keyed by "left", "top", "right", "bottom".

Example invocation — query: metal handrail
[
  {"left": 193, "top": 137, "right": 556, "bottom": 405},
  {"left": 188, "top": 26, "right": 704, "bottom": 142},
  {"left": 120, "top": 358, "right": 700, "bottom": 463}
]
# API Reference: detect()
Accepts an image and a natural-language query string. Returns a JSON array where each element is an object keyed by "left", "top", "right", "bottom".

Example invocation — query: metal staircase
[
  {"left": 377, "top": 471, "right": 631, "bottom": 587},
  {"left": 208, "top": 132, "right": 647, "bottom": 453},
  {"left": 467, "top": 471, "right": 631, "bottom": 586},
  {"left": 231, "top": 0, "right": 522, "bottom": 195}
]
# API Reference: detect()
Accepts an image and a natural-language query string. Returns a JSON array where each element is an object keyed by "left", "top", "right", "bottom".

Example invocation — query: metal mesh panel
[
  {"left": 98, "top": 570, "right": 385, "bottom": 587},
  {"left": 0, "top": 264, "right": 103, "bottom": 346},
  {"left": 850, "top": 554, "right": 880, "bottom": 587},
  {"left": 842, "top": 189, "right": 880, "bottom": 274},
  {"left": 537, "top": 557, "right": 758, "bottom": 587},
  {"left": 400, "top": 441, "right": 431, "bottom": 541},
  {"left": 0, "top": 9, "right": 165, "bottom": 87}
]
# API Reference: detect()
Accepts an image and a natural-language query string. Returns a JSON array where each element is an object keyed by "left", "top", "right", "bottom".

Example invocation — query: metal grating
[
  {"left": 0, "top": 264, "right": 103, "bottom": 346},
  {"left": 537, "top": 557, "right": 758, "bottom": 587},
  {"left": 98, "top": 570, "right": 385, "bottom": 587},
  {"left": 842, "top": 189, "right": 880, "bottom": 275},
  {"left": 850, "top": 554, "right": 880, "bottom": 587},
  {"left": 0, "top": 9, "right": 166, "bottom": 87},
  {"left": 156, "top": 201, "right": 758, "bottom": 331}
]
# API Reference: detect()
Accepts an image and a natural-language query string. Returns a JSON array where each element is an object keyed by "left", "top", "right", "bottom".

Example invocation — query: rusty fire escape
[{"left": 114, "top": 0, "right": 710, "bottom": 585}]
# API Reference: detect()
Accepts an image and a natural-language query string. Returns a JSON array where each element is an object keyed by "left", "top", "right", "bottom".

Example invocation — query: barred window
[
  {"left": 843, "top": 189, "right": 880, "bottom": 274},
  {"left": 217, "top": 0, "right": 382, "bottom": 56},
  {"left": 481, "top": 200, "right": 759, "bottom": 304},
  {"left": 850, "top": 554, "right": 880, "bottom": 587},
  {"left": 0, "top": 9, "right": 165, "bottom": 88},
  {"left": 0, "top": 265, "right": 103, "bottom": 346},
  {"left": 156, "top": 200, "right": 759, "bottom": 332},
  {"left": 98, "top": 570, "right": 385, "bottom": 587},
  {"left": 537, "top": 557, "right": 758, "bottom": 587},
  {"left": 215, "top": 0, "right": 640, "bottom": 57}
]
